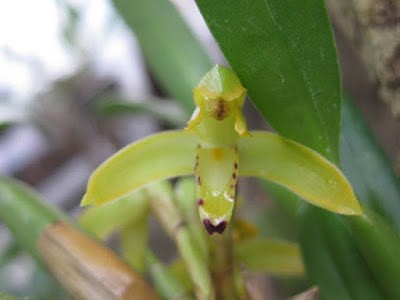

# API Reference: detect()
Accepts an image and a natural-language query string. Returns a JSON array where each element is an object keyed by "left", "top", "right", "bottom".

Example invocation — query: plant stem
[
  {"left": 210, "top": 225, "right": 237, "bottom": 300},
  {"left": 147, "top": 181, "right": 214, "bottom": 300},
  {"left": 175, "top": 178, "right": 209, "bottom": 260},
  {"left": 0, "top": 176, "right": 160, "bottom": 300},
  {"left": 38, "top": 222, "right": 160, "bottom": 300}
]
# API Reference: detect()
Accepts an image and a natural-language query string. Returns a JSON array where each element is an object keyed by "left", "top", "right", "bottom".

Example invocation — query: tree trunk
[{"left": 325, "top": 0, "right": 400, "bottom": 116}]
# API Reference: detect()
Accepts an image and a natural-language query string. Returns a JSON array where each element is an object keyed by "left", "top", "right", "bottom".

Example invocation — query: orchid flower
[{"left": 81, "top": 65, "right": 361, "bottom": 235}]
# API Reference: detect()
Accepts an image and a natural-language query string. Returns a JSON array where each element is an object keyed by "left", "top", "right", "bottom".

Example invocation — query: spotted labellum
[{"left": 81, "top": 65, "right": 361, "bottom": 234}]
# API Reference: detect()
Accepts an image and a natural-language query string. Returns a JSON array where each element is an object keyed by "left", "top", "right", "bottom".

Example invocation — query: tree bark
[{"left": 325, "top": 0, "right": 400, "bottom": 117}]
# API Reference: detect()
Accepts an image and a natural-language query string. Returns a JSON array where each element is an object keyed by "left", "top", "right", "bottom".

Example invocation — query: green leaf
[
  {"left": 79, "top": 191, "right": 149, "bottom": 239},
  {"left": 347, "top": 208, "right": 400, "bottom": 299},
  {"left": 95, "top": 94, "right": 188, "bottom": 127},
  {"left": 299, "top": 206, "right": 382, "bottom": 300},
  {"left": 195, "top": 0, "right": 341, "bottom": 163},
  {"left": 339, "top": 95, "right": 400, "bottom": 298},
  {"left": 168, "top": 259, "right": 194, "bottom": 292},
  {"left": 235, "top": 238, "right": 304, "bottom": 276},
  {"left": 121, "top": 213, "right": 149, "bottom": 274},
  {"left": 0, "top": 291, "right": 32, "bottom": 300},
  {"left": 146, "top": 252, "right": 195, "bottom": 300},
  {"left": 112, "top": 0, "right": 213, "bottom": 112},
  {"left": 0, "top": 241, "right": 20, "bottom": 269},
  {"left": 239, "top": 132, "right": 360, "bottom": 215},
  {"left": 82, "top": 131, "right": 199, "bottom": 206},
  {"left": 0, "top": 176, "right": 69, "bottom": 258},
  {"left": 340, "top": 94, "right": 400, "bottom": 232}
]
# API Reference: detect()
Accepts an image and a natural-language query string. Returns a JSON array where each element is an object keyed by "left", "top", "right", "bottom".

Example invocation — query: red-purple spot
[
  {"left": 198, "top": 198, "right": 204, "bottom": 206},
  {"left": 202, "top": 219, "right": 228, "bottom": 235},
  {"left": 197, "top": 177, "right": 201, "bottom": 186}
]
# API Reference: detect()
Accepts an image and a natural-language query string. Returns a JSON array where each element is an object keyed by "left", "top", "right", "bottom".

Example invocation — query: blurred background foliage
[{"left": 0, "top": 0, "right": 399, "bottom": 299}]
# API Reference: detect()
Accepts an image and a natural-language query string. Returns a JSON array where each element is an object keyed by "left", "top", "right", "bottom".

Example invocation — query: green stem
[
  {"left": 175, "top": 178, "right": 209, "bottom": 260},
  {"left": 147, "top": 181, "right": 214, "bottom": 300},
  {"left": 210, "top": 225, "right": 237, "bottom": 300}
]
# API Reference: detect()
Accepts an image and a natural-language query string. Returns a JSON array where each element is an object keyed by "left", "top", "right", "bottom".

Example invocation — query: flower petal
[
  {"left": 81, "top": 131, "right": 199, "bottom": 206},
  {"left": 239, "top": 132, "right": 361, "bottom": 215}
]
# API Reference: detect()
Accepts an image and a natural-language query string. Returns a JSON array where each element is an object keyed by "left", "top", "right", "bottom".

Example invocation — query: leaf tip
[{"left": 335, "top": 192, "right": 363, "bottom": 216}]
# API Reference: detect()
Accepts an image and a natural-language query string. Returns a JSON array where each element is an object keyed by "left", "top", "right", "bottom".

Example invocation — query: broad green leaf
[
  {"left": 294, "top": 95, "right": 400, "bottom": 300},
  {"left": 112, "top": 0, "right": 213, "bottom": 112},
  {"left": 347, "top": 208, "right": 400, "bottom": 299},
  {"left": 299, "top": 206, "right": 382, "bottom": 300},
  {"left": 239, "top": 132, "right": 360, "bottom": 215},
  {"left": 339, "top": 96, "right": 400, "bottom": 298},
  {"left": 79, "top": 191, "right": 149, "bottom": 239},
  {"left": 82, "top": 131, "right": 199, "bottom": 206},
  {"left": 95, "top": 94, "right": 187, "bottom": 127},
  {"left": 235, "top": 238, "right": 304, "bottom": 276},
  {"left": 195, "top": 0, "right": 341, "bottom": 163},
  {"left": 146, "top": 252, "right": 194, "bottom": 300},
  {"left": 121, "top": 213, "right": 149, "bottom": 274},
  {"left": 340, "top": 95, "right": 400, "bottom": 232}
]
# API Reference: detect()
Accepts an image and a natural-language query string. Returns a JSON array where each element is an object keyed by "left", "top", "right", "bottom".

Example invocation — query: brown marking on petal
[
  {"left": 198, "top": 198, "right": 204, "bottom": 206},
  {"left": 230, "top": 184, "right": 235, "bottom": 189},
  {"left": 232, "top": 173, "right": 237, "bottom": 179},
  {"left": 234, "top": 162, "right": 238, "bottom": 169},
  {"left": 197, "top": 177, "right": 201, "bottom": 186},
  {"left": 209, "top": 99, "right": 230, "bottom": 120},
  {"left": 203, "top": 219, "right": 228, "bottom": 235}
]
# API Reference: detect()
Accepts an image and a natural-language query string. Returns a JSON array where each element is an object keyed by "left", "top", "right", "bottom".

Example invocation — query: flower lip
[
  {"left": 202, "top": 219, "right": 228, "bottom": 235},
  {"left": 207, "top": 98, "right": 230, "bottom": 120}
]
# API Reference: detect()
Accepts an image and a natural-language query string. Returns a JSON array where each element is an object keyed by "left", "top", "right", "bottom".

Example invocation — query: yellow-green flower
[{"left": 81, "top": 65, "right": 361, "bottom": 234}]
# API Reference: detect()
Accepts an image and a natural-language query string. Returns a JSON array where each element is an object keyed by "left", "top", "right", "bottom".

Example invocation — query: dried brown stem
[{"left": 37, "top": 222, "right": 160, "bottom": 300}]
